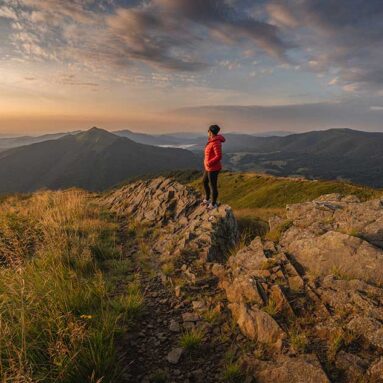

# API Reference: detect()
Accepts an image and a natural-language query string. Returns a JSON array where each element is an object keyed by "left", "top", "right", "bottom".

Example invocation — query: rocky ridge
[
  {"left": 105, "top": 177, "right": 237, "bottom": 263},
  {"left": 214, "top": 193, "right": 383, "bottom": 382},
  {"left": 104, "top": 179, "right": 383, "bottom": 382}
]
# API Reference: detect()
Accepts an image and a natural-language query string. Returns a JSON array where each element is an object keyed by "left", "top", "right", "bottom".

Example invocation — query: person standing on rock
[{"left": 202, "top": 124, "right": 226, "bottom": 210}]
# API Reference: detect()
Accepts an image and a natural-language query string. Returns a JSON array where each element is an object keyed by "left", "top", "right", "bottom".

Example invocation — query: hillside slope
[
  {"left": 0, "top": 127, "right": 199, "bottom": 193},
  {"left": 189, "top": 129, "right": 383, "bottom": 187},
  {"left": 0, "top": 131, "right": 80, "bottom": 152},
  {"left": 1, "top": 177, "right": 383, "bottom": 382},
  {"left": 187, "top": 171, "right": 381, "bottom": 220}
]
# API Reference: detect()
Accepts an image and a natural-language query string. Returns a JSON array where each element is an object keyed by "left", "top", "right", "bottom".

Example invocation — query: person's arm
[{"left": 207, "top": 142, "right": 222, "bottom": 167}]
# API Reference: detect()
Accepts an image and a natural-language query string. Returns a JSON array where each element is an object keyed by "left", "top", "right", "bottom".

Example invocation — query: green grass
[
  {"left": 179, "top": 328, "right": 204, "bottom": 352},
  {"left": 189, "top": 171, "right": 380, "bottom": 218},
  {"left": 0, "top": 190, "right": 142, "bottom": 382},
  {"left": 262, "top": 298, "right": 279, "bottom": 317},
  {"left": 289, "top": 329, "right": 309, "bottom": 353},
  {"left": 222, "top": 363, "right": 244, "bottom": 382}
]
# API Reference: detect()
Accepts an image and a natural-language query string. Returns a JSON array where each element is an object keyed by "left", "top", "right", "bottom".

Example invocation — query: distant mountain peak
[
  {"left": 75, "top": 127, "right": 119, "bottom": 146},
  {"left": 83, "top": 127, "right": 115, "bottom": 137}
]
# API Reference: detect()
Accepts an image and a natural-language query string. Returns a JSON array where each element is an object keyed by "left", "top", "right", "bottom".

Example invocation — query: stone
[
  {"left": 104, "top": 177, "right": 238, "bottom": 263},
  {"left": 174, "top": 286, "right": 181, "bottom": 297},
  {"left": 248, "top": 354, "right": 330, "bottom": 383},
  {"left": 288, "top": 275, "right": 304, "bottom": 291},
  {"left": 367, "top": 357, "right": 383, "bottom": 381},
  {"left": 269, "top": 285, "right": 294, "bottom": 316},
  {"left": 285, "top": 231, "right": 383, "bottom": 285},
  {"left": 182, "top": 312, "right": 200, "bottom": 322},
  {"left": 192, "top": 300, "right": 205, "bottom": 311},
  {"left": 346, "top": 315, "right": 383, "bottom": 350},
  {"left": 229, "top": 302, "right": 285, "bottom": 350},
  {"left": 169, "top": 319, "right": 180, "bottom": 333},
  {"left": 166, "top": 348, "right": 183, "bottom": 364},
  {"left": 335, "top": 351, "right": 368, "bottom": 383}
]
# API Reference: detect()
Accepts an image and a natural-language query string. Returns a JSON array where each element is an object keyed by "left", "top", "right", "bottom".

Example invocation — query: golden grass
[{"left": 0, "top": 190, "right": 142, "bottom": 382}]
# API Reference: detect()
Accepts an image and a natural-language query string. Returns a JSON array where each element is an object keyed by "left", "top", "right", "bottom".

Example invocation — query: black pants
[{"left": 202, "top": 170, "right": 220, "bottom": 205}]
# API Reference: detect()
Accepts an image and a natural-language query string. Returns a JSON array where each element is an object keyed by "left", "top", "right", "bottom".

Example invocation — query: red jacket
[{"left": 204, "top": 134, "right": 225, "bottom": 172}]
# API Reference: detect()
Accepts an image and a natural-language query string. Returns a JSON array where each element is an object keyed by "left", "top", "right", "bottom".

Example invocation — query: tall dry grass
[{"left": 0, "top": 190, "right": 141, "bottom": 382}]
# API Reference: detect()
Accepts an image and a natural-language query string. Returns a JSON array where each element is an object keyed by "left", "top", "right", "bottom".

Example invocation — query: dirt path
[{"left": 116, "top": 223, "right": 250, "bottom": 383}]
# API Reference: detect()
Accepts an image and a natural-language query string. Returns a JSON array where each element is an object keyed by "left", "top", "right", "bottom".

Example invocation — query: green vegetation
[
  {"left": 222, "top": 363, "right": 244, "bottom": 382},
  {"left": 149, "top": 370, "right": 168, "bottom": 383},
  {"left": 289, "top": 329, "right": 309, "bottom": 353},
  {"left": 265, "top": 219, "right": 294, "bottom": 242},
  {"left": 262, "top": 298, "right": 280, "bottom": 317},
  {"left": 179, "top": 328, "right": 204, "bottom": 352},
  {"left": 191, "top": 171, "right": 379, "bottom": 211},
  {"left": 187, "top": 171, "right": 381, "bottom": 235},
  {"left": 327, "top": 329, "right": 356, "bottom": 362},
  {"left": 0, "top": 190, "right": 142, "bottom": 382}
]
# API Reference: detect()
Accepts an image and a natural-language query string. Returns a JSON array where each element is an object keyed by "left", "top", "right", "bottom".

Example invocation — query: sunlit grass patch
[{"left": 0, "top": 190, "right": 139, "bottom": 382}]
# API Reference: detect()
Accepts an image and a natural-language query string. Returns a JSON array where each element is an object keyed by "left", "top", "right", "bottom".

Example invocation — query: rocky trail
[
  {"left": 118, "top": 246, "right": 244, "bottom": 383},
  {"left": 104, "top": 177, "right": 383, "bottom": 383}
]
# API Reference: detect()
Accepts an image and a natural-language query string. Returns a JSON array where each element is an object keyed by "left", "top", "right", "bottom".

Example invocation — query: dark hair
[{"left": 209, "top": 124, "right": 221, "bottom": 135}]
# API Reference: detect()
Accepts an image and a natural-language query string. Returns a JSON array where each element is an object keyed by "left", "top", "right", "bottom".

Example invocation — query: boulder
[
  {"left": 335, "top": 351, "right": 368, "bottom": 383},
  {"left": 229, "top": 302, "right": 285, "bottom": 350},
  {"left": 367, "top": 357, "right": 383, "bottom": 382},
  {"left": 285, "top": 231, "right": 383, "bottom": 285},
  {"left": 248, "top": 354, "right": 330, "bottom": 383},
  {"left": 283, "top": 195, "right": 383, "bottom": 250}
]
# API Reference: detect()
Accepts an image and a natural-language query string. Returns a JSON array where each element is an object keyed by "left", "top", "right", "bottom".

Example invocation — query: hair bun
[{"left": 209, "top": 125, "right": 221, "bottom": 135}]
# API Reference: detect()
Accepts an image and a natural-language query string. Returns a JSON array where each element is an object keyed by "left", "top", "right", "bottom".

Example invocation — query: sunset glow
[{"left": 1, "top": 0, "right": 383, "bottom": 135}]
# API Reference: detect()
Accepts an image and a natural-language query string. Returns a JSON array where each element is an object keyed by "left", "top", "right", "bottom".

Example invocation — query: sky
[{"left": 1, "top": 0, "right": 383, "bottom": 135}]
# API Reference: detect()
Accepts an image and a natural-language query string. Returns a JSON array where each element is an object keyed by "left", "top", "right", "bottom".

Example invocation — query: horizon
[
  {"left": 2, "top": 125, "right": 383, "bottom": 140},
  {"left": 1, "top": 1, "right": 383, "bottom": 135}
]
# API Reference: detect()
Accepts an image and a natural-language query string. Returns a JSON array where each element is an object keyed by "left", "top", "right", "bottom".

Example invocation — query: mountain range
[
  {"left": 1, "top": 127, "right": 383, "bottom": 191},
  {"left": 0, "top": 131, "right": 80, "bottom": 152},
  {"left": 0, "top": 128, "right": 198, "bottom": 193},
  {"left": 217, "top": 129, "right": 383, "bottom": 187}
]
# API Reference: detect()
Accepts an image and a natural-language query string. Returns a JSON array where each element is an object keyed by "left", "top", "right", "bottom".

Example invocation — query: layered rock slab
[
  {"left": 247, "top": 354, "right": 330, "bottom": 383},
  {"left": 103, "top": 177, "right": 238, "bottom": 262},
  {"left": 280, "top": 194, "right": 383, "bottom": 285},
  {"left": 214, "top": 193, "right": 383, "bottom": 382}
]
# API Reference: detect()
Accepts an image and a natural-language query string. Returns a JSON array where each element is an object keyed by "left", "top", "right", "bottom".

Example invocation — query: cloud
[
  {"left": 0, "top": 6, "right": 18, "bottom": 20},
  {"left": 153, "top": 0, "right": 291, "bottom": 60},
  {"left": 2, "top": 0, "right": 382, "bottom": 98},
  {"left": 266, "top": 0, "right": 383, "bottom": 92},
  {"left": 2, "top": 0, "right": 291, "bottom": 73}
]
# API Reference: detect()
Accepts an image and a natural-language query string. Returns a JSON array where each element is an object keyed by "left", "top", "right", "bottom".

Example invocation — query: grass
[
  {"left": 265, "top": 219, "right": 293, "bottom": 242},
  {"left": 222, "top": 363, "right": 244, "bottom": 382},
  {"left": 0, "top": 190, "right": 142, "bottom": 382},
  {"left": 179, "top": 328, "right": 204, "bottom": 352},
  {"left": 262, "top": 298, "right": 279, "bottom": 317},
  {"left": 187, "top": 171, "right": 381, "bottom": 234},
  {"left": 189, "top": 171, "right": 379, "bottom": 209},
  {"left": 289, "top": 328, "right": 309, "bottom": 353},
  {"left": 330, "top": 266, "right": 354, "bottom": 281},
  {"left": 149, "top": 370, "right": 168, "bottom": 382},
  {"left": 203, "top": 309, "right": 222, "bottom": 325},
  {"left": 326, "top": 328, "right": 356, "bottom": 362}
]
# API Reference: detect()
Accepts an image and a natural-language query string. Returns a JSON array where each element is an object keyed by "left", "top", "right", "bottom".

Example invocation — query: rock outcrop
[
  {"left": 104, "top": 177, "right": 238, "bottom": 262},
  {"left": 213, "top": 193, "right": 383, "bottom": 383},
  {"left": 106, "top": 180, "right": 383, "bottom": 382},
  {"left": 247, "top": 354, "right": 330, "bottom": 383},
  {"left": 280, "top": 194, "right": 383, "bottom": 284}
]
